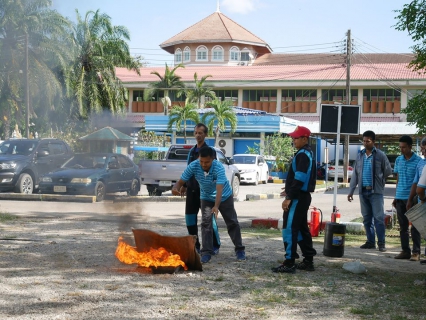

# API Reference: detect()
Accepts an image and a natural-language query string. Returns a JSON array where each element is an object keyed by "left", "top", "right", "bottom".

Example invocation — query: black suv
[{"left": 0, "top": 139, "right": 73, "bottom": 193}]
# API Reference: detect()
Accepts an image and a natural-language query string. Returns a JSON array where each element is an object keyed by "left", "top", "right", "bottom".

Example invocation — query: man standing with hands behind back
[
  {"left": 347, "top": 130, "right": 392, "bottom": 252},
  {"left": 272, "top": 126, "right": 317, "bottom": 274}
]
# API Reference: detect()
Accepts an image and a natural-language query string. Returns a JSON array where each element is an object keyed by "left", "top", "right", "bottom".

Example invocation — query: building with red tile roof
[{"left": 116, "top": 8, "right": 425, "bottom": 159}]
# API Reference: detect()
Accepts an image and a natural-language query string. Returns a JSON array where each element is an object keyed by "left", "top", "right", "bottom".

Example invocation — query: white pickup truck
[{"left": 138, "top": 144, "right": 240, "bottom": 196}]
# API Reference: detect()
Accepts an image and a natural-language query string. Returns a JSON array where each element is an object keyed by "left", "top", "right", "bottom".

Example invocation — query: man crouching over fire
[{"left": 172, "top": 146, "right": 246, "bottom": 264}]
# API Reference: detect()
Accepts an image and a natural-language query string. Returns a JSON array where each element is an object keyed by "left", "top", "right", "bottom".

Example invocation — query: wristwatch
[{"left": 285, "top": 196, "right": 292, "bottom": 201}]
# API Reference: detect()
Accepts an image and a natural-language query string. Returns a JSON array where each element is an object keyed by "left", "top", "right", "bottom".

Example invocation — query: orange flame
[{"left": 115, "top": 237, "right": 187, "bottom": 270}]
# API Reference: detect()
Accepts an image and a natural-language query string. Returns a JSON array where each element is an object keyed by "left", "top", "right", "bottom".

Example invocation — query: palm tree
[
  {"left": 146, "top": 63, "right": 185, "bottom": 115},
  {"left": 167, "top": 98, "right": 200, "bottom": 143},
  {"left": 66, "top": 9, "right": 141, "bottom": 118},
  {"left": 0, "top": 0, "right": 72, "bottom": 138},
  {"left": 201, "top": 98, "right": 238, "bottom": 147},
  {"left": 184, "top": 73, "right": 216, "bottom": 108}
]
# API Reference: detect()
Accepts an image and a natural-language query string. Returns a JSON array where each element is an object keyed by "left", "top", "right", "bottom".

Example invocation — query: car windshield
[
  {"left": 0, "top": 141, "right": 38, "bottom": 156},
  {"left": 233, "top": 156, "right": 256, "bottom": 164},
  {"left": 63, "top": 154, "right": 107, "bottom": 169}
]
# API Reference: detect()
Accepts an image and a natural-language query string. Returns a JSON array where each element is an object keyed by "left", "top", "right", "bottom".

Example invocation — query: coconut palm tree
[
  {"left": 146, "top": 63, "right": 185, "bottom": 115},
  {"left": 201, "top": 98, "right": 238, "bottom": 147},
  {"left": 66, "top": 9, "right": 141, "bottom": 118},
  {"left": 0, "top": 0, "right": 72, "bottom": 138},
  {"left": 167, "top": 98, "right": 200, "bottom": 143},
  {"left": 184, "top": 73, "right": 216, "bottom": 108}
]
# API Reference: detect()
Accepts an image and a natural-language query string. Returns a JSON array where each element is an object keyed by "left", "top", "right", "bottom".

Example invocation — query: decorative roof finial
[{"left": 216, "top": 0, "right": 220, "bottom": 13}]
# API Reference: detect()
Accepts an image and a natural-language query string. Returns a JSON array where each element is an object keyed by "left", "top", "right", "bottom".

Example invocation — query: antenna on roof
[{"left": 216, "top": 0, "right": 220, "bottom": 13}]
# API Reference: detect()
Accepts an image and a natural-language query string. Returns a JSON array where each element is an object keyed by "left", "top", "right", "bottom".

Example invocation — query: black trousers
[
  {"left": 185, "top": 187, "right": 220, "bottom": 250},
  {"left": 282, "top": 192, "right": 317, "bottom": 262},
  {"left": 395, "top": 199, "right": 421, "bottom": 254}
]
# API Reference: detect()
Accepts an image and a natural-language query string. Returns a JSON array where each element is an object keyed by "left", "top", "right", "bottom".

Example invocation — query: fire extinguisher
[
  {"left": 331, "top": 208, "right": 341, "bottom": 223},
  {"left": 310, "top": 207, "right": 323, "bottom": 237}
]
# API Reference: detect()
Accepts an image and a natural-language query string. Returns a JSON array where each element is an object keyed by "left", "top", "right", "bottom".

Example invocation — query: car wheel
[
  {"left": 232, "top": 176, "right": 240, "bottom": 197},
  {"left": 263, "top": 171, "right": 268, "bottom": 184},
  {"left": 128, "top": 179, "right": 140, "bottom": 196},
  {"left": 95, "top": 181, "right": 105, "bottom": 202},
  {"left": 254, "top": 173, "right": 259, "bottom": 186},
  {"left": 15, "top": 173, "right": 33, "bottom": 194}
]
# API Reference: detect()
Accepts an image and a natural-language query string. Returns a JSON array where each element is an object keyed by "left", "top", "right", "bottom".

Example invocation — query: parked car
[
  {"left": 231, "top": 154, "right": 269, "bottom": 185},
  {"left": 138, "top": 145, "right": 240, "bottom": 197},
  {"left": 0, "top": 138, "right": 73, "bottom": 194},
  {"left": 39, "top": 153, "right": 140, "bottom": 202},
  {"left": 327, "top": 159, "right": 355, "bottom": 181}
]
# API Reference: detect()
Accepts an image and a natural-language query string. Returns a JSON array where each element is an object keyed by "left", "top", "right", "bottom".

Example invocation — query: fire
[{"left": 115, "top": 237, "right": 187, "bottom": 270}]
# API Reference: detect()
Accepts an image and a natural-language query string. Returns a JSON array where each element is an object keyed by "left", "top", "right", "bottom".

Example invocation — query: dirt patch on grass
[{"left": 1, "top": 218, "right": 425, "bottom": 320}]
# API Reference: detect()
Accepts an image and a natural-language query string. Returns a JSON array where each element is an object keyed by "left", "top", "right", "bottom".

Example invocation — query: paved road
[{"left": 0, "top": 183, "right": 397, "bottom": 228}]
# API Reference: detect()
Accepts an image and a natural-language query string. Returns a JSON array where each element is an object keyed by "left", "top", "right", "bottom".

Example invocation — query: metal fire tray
[{"left": 132, "top": 229, "right": 202, "bottom": 271}]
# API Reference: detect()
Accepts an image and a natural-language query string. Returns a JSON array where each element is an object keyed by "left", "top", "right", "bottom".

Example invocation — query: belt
[{"left": 362, "top": 186, "right": 372, "bottom": 190}]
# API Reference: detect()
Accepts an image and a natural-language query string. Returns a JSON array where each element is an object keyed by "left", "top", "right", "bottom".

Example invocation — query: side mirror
[
  {"left": 259, "top": 162, "right": 264, "bottom": 166},
  {"left": 228, "top": 159, "right": 235, "bottom": 165},
  {"left": 38, "top": 150, "right": 49, "bottom": 157}
]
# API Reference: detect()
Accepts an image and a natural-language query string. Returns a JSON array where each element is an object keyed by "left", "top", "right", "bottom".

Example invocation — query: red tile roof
[
  {"left": 116, "top": 61, "right": 426, "bottom": 83},
  {"left": 160, "top": 12, "right": 271, "bottom": 54},
  {"left": 254, "top": 53, "right": 415, "bottom": 65}
]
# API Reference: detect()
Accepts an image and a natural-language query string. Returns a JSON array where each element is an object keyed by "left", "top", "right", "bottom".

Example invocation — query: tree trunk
[{"left": 214, "top": 127, "right": 220, "bottom": 147}]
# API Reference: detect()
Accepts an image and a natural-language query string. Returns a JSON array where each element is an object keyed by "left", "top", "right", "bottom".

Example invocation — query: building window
[
  {"left": 133, "top": 90, "right": 144, "bottom": 101},
  {"left": 241, "top": 48, "right": 251, "bottom": 61},
  {"left": 242, "top": 89, "right": 277, "bottom": 101},
  {"left": 208, "top": 90, "right": 238, "bottom": 104},
  {"left": 183, "top": 47, "right": 190, "bottom": 62},
  {"left": 196, "top": 46, "right": 208, "bottom": 61},
  {"left": 212, "top": 46, "right": 224, "bottom": 61},
  {"left": 175, "top": 49, "right": 182, "bottom": 63},
  {"left": 230, "top": 46, "right": 239, "bottom": 61},
  {"left": 362, "top": 88, "right": 400, "bottom": 102}
]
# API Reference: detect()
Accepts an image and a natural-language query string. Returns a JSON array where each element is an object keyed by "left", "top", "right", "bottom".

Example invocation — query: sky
[{"left": 52, "top": 0, "right": 415, "bottom": 67}]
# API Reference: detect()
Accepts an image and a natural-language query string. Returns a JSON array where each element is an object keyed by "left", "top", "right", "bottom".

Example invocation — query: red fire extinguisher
[
  {"left": 310, "top": 207, "right": 322, "bottom": 237},
  {"left": 331, "top": 208, "right": 341, "bottom": 223}
]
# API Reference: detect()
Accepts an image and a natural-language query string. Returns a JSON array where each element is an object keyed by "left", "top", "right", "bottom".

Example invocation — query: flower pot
[
  {"left": 302, "top": 102, "right": 309, "bottom": 113},
  {"left": 132, "top": 102, "right": 138, "bottom": 113},
  {"left": 385, "top": 101, "right": 393, "bottom": 113},
  {"left": 288, "top": 102, "right": 295, "bottom": 113},
  {"left": 309, "top": 102, "right": 316, "bottom": 113},
  {"left": 371, "top": 101, "right": 378, "bottom": 113},
  {"left": 269, "top": 102, "right": 277, "bottom": 113}
]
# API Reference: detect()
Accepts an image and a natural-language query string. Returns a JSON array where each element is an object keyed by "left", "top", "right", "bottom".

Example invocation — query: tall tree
[
  {"left": 0, "top": 0, "right": 71, "bottom": 138},
  {"left": 66, "top": 9, "right": 141, "bottom": 118},
  {"left": 167, "top": 98, "right": 200, "bottom": 143},
  {"left": 145, "top": 63, "right": 185, "bottom": 115},
  {"left": 201, "top": 98, "right": 237, "bottom": 147},
  {"left": 395, "top": 0, "right": 426, "bottom": 132},
  {"left": 184, "top": 73, "right": 216, "bottom": 108}
]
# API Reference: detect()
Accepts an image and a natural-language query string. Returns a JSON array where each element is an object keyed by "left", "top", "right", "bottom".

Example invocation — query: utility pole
[
  {"left": 25, "top": 33, "right": 30, "bottom": 139},
  {"left": 343, "top": 29, "right": 351, "bottom": 183}
]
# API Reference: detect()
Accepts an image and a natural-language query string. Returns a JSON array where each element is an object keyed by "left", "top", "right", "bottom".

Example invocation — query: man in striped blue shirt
[
  {"left": 394, "top": 135, "right": 422, "bottom": 260},
  {"left": 172, "top": 146, "right": 245, "bottom": 264},
  {"left": 407, "top": 137, "right": 426, "bottom": 264}
]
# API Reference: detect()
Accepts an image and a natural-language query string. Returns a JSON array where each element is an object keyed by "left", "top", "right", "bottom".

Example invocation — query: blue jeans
[{"left": 359, "top": 190, "right": 386, "bottom": 245}]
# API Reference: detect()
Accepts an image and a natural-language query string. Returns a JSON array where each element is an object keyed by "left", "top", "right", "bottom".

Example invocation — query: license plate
[
  {"left": 159, "top": 181, "right": 172, "bottom": 187},
  {"left": 53, "top": 186, "right": 66, "bottom": 192}
]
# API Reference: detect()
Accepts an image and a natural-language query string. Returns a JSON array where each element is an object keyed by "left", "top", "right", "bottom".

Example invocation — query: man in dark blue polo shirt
[{"left": 272, "top": 126, "right": 317, "bottom": 273}]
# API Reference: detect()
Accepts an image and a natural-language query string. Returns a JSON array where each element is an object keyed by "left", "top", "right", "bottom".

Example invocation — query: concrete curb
[
  {"left": 0, "top": 193, "right": 95, "bottom": 203},
  {"left": 245, "top": 183, "right": 349, "bottom": 201}
]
